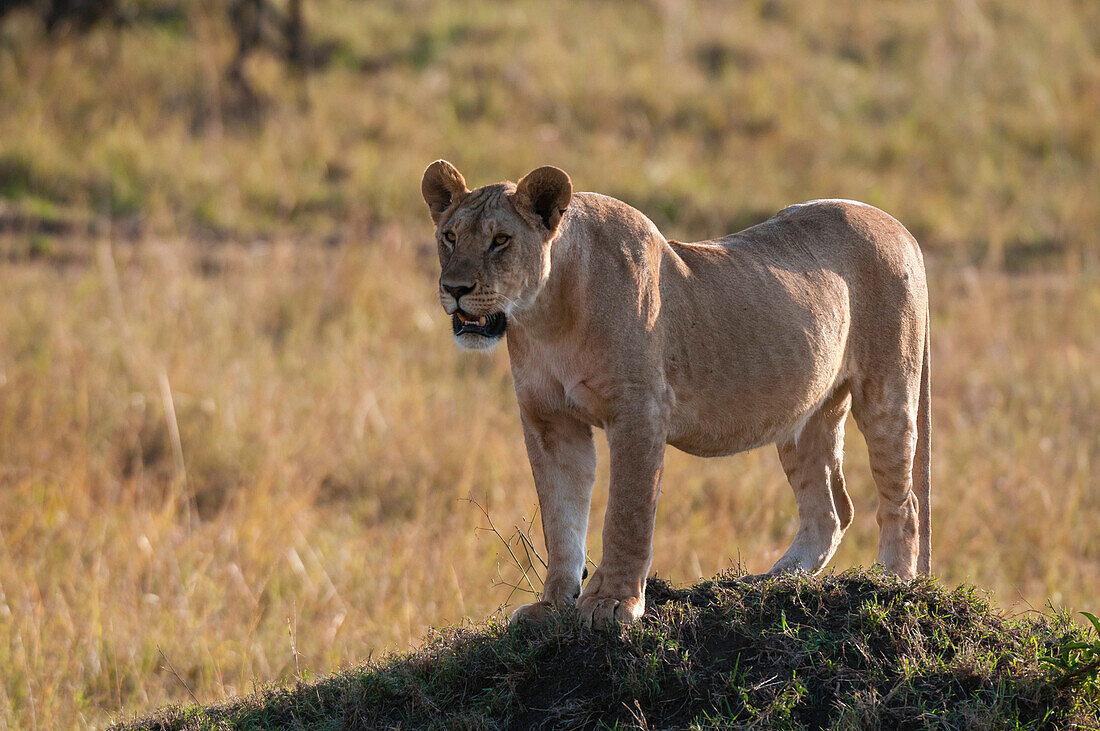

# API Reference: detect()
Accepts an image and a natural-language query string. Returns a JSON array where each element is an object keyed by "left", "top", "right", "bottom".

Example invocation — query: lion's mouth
[{"left": 452, "top": 309, "right": 507, "bottom": 339}]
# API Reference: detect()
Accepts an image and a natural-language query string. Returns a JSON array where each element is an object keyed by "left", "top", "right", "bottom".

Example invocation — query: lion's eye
[
  {"left": 490, "top": 233, "right": 511, "bottom": 251},
  {"left": 443, "top": 231, "right": 456, "bottom": 244}
]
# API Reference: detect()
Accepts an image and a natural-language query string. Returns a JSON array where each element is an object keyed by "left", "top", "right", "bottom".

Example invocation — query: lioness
[{"left": 421, "top": 160, "right": 931, "bottom": 627}]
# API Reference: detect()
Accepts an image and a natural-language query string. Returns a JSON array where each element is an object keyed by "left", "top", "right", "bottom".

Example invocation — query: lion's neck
[{"left": 509, "top": 220, "right": 588, "bottom": 346}]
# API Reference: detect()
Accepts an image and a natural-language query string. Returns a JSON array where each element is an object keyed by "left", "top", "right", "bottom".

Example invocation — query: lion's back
[
  {"left": 727, "top": 199, "right": 923, "bottom": 277},
  {"left": 723, "top": 199, "right": 928, "bottom": 327}
]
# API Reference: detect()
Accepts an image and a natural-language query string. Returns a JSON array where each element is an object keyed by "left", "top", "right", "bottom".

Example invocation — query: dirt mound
[{"left": 121, "top": 568, "right": 1099, "bottom": 730}]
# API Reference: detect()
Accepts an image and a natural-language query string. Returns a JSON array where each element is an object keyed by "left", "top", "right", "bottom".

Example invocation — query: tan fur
[{"left": 421, "top": 162, "right": 932, "bottom": 627}]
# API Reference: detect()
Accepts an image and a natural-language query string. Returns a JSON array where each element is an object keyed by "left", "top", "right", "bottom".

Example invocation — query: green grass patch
[{"left": 118, "top": 568, "right": 1099, "bottom": 729}]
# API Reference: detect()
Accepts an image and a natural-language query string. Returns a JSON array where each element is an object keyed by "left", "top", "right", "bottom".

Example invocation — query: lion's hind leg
[
  {"left": 768, "top": 385, "right": 853, "bottom": 576},
  {"left": 851, "top": 370, "right": 922, "bottom": 580}
]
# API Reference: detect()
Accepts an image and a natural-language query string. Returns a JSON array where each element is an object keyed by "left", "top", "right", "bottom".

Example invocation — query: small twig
[
  {"left": 522, "top": 506, "right": 549, "bottom": 570},
  {"left": 494, "top": 575, "right": 524, "bottom": 606},
  {"left": 625, "top": 699, "right": 650, "bottom": 730},
  {"left": 158, "top": 645, "right": 200, "bottom": 706},
  {"left": 490, "top": 561, "right": 531, "bottom": 606},
  {"left": 464, "top": 497, "right": 539, "bottom": 599},
  {"left": 515, "top": 529, "right": 544, "bottom": 584},
  {"left": 287, "top": 611, "right": 301, "bottom": 681},
  {"left": 517, "top": 528, "right": 548, "bottom": 573}
]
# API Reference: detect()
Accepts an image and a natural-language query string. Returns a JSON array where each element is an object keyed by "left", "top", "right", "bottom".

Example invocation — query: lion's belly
[
  {"left": 666, "top": 374, "right": 842, "bottom": 457},
  {"left": 661, "top": 273, "right": 851, "bottom": 456},
  {"left": 667, "top": 393, "right": 827, "bottom": 457}
]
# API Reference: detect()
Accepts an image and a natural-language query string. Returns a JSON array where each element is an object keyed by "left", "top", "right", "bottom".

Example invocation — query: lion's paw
[
  {"left": 576, "top": 570, "right": 645, "bottom": 628},
  {"left": 509, "top": 600, "right": 555, "bottom": 625},
  {"left": 576, "top": 594, "right": 644, "bottom": 628},
  {"left": 738, "top": 572, "right": 771, "bottom": 584}
]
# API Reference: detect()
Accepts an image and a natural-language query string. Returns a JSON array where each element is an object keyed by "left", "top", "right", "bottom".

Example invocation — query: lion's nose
[{"left": 441, "top": 281, "right": 475, "bottom": 301}]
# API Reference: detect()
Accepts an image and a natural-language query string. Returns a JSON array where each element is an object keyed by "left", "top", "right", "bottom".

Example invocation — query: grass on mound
[{"left": 120, "top": 568, "right": 1099, "bottom": 730}]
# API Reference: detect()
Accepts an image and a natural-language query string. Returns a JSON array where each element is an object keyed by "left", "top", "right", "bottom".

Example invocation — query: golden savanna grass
[
  {"left": 2, "top": 1, "right": 1098, "bottom": 256},
  {"left": 0, "top": 0, "right": 1098, "bottom": 727},
  {"left": 2, "top": 239, "right": 1098, "bottom": 728}
]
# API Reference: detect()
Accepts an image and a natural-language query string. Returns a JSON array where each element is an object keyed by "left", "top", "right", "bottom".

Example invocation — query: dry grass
[
  {"left": 2, "top": 1, "right": 1099, "bottom": 259},
  {"left": 0, "top": 0, "right": 1098, "bottom": 728},
  {"left": 0, "top": 237, "right": 1097, "bottom": 728}
]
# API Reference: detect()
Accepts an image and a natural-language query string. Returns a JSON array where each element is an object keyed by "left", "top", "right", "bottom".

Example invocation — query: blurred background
[{"left": 0, "top": 0, "right": 1097, "bottom": 726}]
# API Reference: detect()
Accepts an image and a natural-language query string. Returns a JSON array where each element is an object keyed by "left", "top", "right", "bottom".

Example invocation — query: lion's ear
[
  {"left": 421, "top": 160, "right": 469, "bottom": 224},
  {"left": 513, "top": 166, "right": 572, "bottom": 233}
]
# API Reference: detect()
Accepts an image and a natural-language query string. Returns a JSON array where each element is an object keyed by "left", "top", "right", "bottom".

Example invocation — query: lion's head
[{"left": 421, "top": 160, "right": 572, "bottom": 351}]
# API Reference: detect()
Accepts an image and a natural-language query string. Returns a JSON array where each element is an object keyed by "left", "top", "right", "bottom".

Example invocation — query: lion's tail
[{"left": 914, "top": 313, "right": 932, "bottom": 576}]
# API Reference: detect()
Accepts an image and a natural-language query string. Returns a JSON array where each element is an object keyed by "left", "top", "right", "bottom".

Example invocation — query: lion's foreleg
[
  {"left": 577, "top": 396, "right": 667, "bottom": 627},
  {"left": 509, "top": 408, "right": 596, "bottom": 624}
]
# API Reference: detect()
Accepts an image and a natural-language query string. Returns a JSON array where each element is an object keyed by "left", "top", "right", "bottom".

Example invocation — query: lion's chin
[{"left": 454, "top": 331, "right": 505, "bottom": 351}]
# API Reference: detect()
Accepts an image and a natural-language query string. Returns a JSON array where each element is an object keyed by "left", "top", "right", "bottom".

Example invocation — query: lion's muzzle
[{"left": 452, "top": 309, "right": 507, "bottom": 339}]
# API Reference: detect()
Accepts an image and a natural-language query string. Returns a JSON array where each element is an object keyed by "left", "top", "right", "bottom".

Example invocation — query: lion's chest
[
  {"left": 510, "top": 341, "right": 612, "bottom": 428},
  {"left": 562, "top": 379, "right": 607, "bottom": 426}
]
